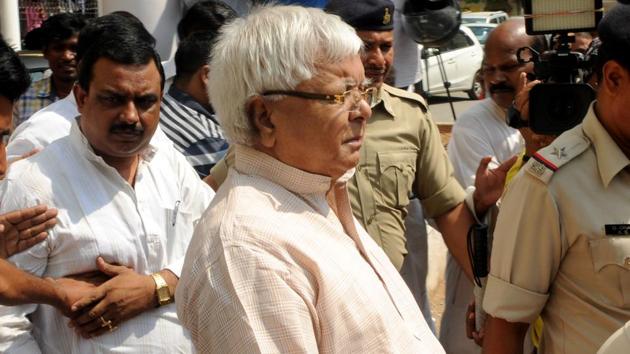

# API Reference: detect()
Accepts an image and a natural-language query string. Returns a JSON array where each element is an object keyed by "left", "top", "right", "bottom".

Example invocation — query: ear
[
  {"left": 247, "top": 96, "right": 276, "bottom": 148},
  {"left": 601, "top": 60, "right": 628, "bottom": 96},
  {"left": 73, "top": 84, "right": 88, "bottom": 114},
  {"left": 199, "top": 64, "right": 210, "bottom": 88}
]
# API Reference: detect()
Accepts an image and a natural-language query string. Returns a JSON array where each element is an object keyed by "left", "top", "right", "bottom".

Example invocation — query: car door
[
  {"left": 441, "top": 29, "right": 480, "bottom": 91},
  {"left": 420, "top": 36, "right": 461, "bottom": 94}
]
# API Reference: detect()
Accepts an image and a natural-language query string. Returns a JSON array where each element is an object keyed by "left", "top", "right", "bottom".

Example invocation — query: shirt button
[
  {"left": 625, "top": 257, "right": 630, "bottom": 267},
  {"left": 367, "top": 215, "right": 375, "bottom": 224}
]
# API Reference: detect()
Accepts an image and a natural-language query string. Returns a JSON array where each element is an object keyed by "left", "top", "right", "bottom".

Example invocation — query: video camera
[{"left": 512, "top": 0, "right": 603, "bottom": 135}]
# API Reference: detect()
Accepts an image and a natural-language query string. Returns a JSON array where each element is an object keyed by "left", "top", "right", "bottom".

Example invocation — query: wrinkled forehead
[{"left": 307, "top": 56, "right": 366, "bottom": 88}]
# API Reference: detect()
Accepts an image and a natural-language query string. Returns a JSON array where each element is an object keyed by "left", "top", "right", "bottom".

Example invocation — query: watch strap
[{"left": 151, "top": 272, "right": 173, "bottom": 307}]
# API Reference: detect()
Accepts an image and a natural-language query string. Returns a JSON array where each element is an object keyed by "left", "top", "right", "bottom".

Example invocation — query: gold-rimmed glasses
[{"left": 262, "top": 87, "right": 377, "bottom": 111}]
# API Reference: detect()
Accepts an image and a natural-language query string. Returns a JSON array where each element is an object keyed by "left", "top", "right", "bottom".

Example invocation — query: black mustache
[
  {"left": 489, "top": 84, "right": 515, "bottom": 94},
  {"left": 110, "top": 124, "right": 144, "bottom": 135}
]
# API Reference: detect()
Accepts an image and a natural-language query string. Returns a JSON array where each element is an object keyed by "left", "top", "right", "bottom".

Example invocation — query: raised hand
[
  {"left": 473, "top": 155, "right": 518, "bottom": 216},
  {"left": 0, "top": 205, "right": 57, "bottom": 259}
]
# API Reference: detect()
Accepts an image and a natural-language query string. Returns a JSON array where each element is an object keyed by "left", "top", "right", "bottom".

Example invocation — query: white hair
[{"left": 208, "top": 5, "right": 363, "bottom": 146}]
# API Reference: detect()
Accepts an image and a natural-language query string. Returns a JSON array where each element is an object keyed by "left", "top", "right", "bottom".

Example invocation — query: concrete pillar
[
  {"left": 0, "top": 0, "right": 22, "bottom": 50},
  {"left": 98, "top": 0, "right": 182, "bottom": 61}
]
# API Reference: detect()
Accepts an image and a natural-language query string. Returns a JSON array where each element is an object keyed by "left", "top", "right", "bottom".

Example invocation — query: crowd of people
[{"left": 0, "top": 0, "right": 628, "bottom": 353}]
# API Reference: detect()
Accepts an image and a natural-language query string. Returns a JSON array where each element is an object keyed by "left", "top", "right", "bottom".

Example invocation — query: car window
[
  {"left": 439, "top": 31, "right": 473, "bottom": 53},
  {"left": 462, "top": 18, "right": 484, "bottom": 24},
  {"left": 468, "top": 26, "right": 493, "bottom": 45},
  {"left": 489, "top": 18, "right": 499, "bottom": 23}
]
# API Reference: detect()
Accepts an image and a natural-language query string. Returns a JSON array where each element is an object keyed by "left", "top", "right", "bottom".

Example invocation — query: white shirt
[
  {"left": 0, "top": 120, "right": 214, "bottom": 354},
  {"left": 7, "top": 94, "right": 173, "bottom": 162},
  {"left": 447, "top": 98, "right": 524, "bottom": 187},
  {"left": 176, "top": 145, "right": 444, "bottom": 354}
]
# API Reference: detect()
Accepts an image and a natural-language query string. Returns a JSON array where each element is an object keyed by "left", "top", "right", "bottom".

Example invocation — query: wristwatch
[{"left": 151, "top": 273, "right": 173, "bottom": 307}]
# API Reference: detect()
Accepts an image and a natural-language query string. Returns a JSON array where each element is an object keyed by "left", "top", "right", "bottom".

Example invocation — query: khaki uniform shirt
[
  {"left": 348, "top": 84, "right": 465, "bottom": 269},
  {"left": 483, "top": 103, "right": 630, "bottom": 354},
  {"left": 210, "top": 84, "right": 465, "bottom": 270}
]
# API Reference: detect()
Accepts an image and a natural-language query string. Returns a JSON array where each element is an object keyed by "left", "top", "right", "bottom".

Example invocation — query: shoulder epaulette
[
  {"left": 525, "top": 127, "right": 591, "bottom": 184},
  {"left": 382, "top": 84, "right": 428, "bottom": 112}
]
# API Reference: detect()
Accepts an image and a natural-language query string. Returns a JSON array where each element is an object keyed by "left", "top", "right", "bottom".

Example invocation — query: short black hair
[
  {"left": 77, "top": 13, "right": 164, "bottom": 91},
  {"left": 595, "top": 4, "right": 630, "bottom": 77},
  {"left": 0, "top": 37, "right": 31, "bottom": 102},
  {"left": 39, "top": 13, "right": 87, "bottom": 50},
  {"left": 177, "top": 0, "right": 237, "bottom": 39},
  {"left": 175, "top": 31, "right": 216, "bottom": 82}
]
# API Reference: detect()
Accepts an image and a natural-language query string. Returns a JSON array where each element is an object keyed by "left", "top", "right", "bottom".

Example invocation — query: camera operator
[{"left": 482, "top": 4, "right": 630, "bottom": 354}]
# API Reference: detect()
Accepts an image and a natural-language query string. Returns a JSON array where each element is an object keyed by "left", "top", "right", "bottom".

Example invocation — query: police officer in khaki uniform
[
  {"left": 325, "top": 0, "right": 518, "bottom": 308},
  {"left": 483, "top": 5, "right": 630, "bottom": 353}
]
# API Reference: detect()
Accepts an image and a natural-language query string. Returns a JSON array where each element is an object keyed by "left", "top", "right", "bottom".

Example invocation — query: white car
[
  {"left": 463, "top": 23, "right": 498, "bottom": 47},
  {"left": 421, "top": 25, "right": 484, "bottom": 100},
  {"left": 461, "top": 11, "right": 508, "bottom": 24}
]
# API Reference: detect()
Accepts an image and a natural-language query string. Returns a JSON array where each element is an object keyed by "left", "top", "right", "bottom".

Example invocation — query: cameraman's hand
[
  {"left": 466, "top": 300, "right": 484, "bottom": 347},
  {"left": 514, "top": 72, "right": 541, "bottom": 121}
]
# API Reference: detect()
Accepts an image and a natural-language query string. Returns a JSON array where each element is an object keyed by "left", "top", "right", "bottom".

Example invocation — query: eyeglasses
[{"left": 262, "top": 87, "right": 377, "bottom": 111}]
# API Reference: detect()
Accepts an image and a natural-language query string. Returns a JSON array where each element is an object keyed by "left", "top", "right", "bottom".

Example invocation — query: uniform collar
[
  {"left": 70, "top": 117, "right": 159, "bottom": 166},
  {"left": 583, "top": 102, "right": 630, "bottom": 187},
  {"left": 234, "top": 144, "right": 334, "bottom": 195},
  {"left": 375, "top": 85, "right": 396, "bottom": 118}
]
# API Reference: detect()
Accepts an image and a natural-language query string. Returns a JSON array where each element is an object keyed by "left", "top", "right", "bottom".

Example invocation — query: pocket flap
[
  {"left": 589, "top": 238, "right": 630, "bottom": 272},
  {"left": 377, "top": 151, "right": 417, "bottom": 173}
]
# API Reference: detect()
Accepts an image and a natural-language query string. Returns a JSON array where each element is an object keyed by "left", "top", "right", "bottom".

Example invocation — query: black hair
[
  {"left": 0, "top": 37, "right": 31, "bottom": 102},
  {"left": 39, "top": 12, "right": 87, "bottom": 50},
  {"left": 77, "top": 13, "right": 164, "bottom": 91},
  {"left": 177, "top": 0, "right": 237, "bottom": 39},
  {"left": 175, "top": 31, "right": 216, "bottom": 82},
  {"left": 595, "top": 4, "right": 630, "bottom": 78}
]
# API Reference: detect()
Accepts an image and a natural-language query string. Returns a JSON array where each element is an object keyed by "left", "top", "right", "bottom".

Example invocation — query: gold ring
[{"left": 99, "top": 316, "right": 112, "bottom": 328}]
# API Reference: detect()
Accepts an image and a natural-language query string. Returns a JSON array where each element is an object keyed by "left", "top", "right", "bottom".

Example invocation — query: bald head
[
  {"left": 485, "top": 19, "right": 534, "bottom": 57},
  {"left": 481, "top": 18, "right": 543, "bottom": 109}
]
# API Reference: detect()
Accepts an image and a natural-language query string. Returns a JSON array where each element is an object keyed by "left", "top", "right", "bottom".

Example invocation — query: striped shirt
[{"left": 159, "top": 86, "right": 228, "bottom": 178}]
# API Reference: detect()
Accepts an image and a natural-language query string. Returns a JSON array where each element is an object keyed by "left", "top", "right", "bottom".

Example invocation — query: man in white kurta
[
  {"left": 0, "top": 121, "right": 212, "bottom": 353},
  {"left": 0, "top": 13, "right": 214, "bottom": 354}
]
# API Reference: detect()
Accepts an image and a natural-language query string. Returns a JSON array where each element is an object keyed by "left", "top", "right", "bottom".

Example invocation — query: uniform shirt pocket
[
  {"left": 377, "top": 151, "right": 418, "bottom": 208},
  {"left": 589, "top": 237, "right": 630, "bottom": 306}
]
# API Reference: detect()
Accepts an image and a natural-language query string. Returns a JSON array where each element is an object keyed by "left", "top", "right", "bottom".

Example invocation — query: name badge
[{"left": 605, "top": 224, "right": 630, "bottom": 236}]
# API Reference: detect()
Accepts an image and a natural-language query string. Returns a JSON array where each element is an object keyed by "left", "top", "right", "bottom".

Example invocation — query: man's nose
[
  {"left": 364, "top": 48, "right": 385, "bottom": 66},
  {"left": 350, "top": 98, "right": 372, "bottom": 121},
  {"left": 62, "top": 49, "right": 76, "bottom": 62},
  {"left": 119, "top": 101, "right": 140, "bottom": 124}
]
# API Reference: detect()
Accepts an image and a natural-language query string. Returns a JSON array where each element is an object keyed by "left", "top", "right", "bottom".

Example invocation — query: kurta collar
[{"left": 234, "top": 144, "right": 333, "bottom": 195}]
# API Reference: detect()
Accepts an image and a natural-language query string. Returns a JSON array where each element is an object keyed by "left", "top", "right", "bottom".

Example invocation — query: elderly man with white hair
[{"left": 176, "top": 5, "right": 508, "bottom": 353}]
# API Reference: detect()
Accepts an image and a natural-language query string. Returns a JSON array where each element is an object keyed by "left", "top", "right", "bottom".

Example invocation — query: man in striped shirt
[{"left": 159, "top": 31, "right": 229, "bottom": 177}]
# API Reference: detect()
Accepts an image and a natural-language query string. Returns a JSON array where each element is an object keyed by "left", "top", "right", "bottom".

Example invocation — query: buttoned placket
[{"left": 322, "top": 185, "right": 411, "bottom": 326}]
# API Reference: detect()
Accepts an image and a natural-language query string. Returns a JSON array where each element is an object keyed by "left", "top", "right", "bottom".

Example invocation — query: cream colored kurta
[
  {"left": 176, "top": 145, "right": 444, "bottom": 354},
  {"left": 484, "top": 104, "right": 630, "bottom": 354}
]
